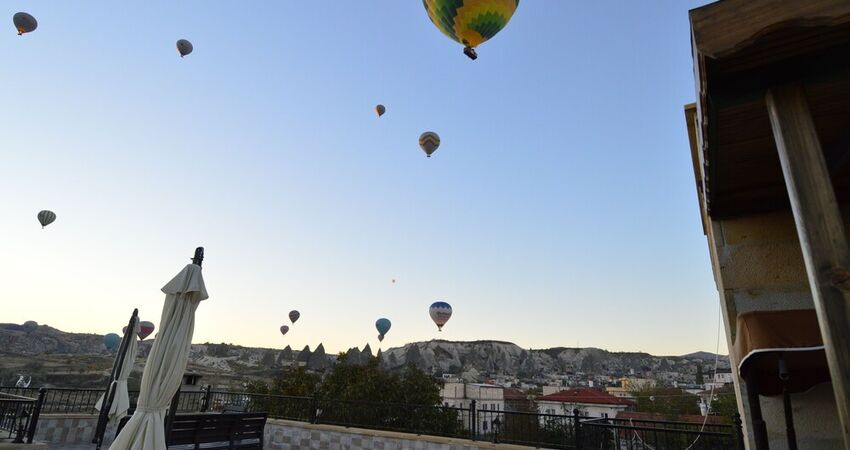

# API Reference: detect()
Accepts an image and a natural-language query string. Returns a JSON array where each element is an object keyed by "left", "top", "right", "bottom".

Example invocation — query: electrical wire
[{"left": 683, "top": 306, "right": 723, "bottom": 450}]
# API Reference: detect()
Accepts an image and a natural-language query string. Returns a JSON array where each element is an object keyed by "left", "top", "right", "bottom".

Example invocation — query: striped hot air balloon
[
  {"left": 429, "top": 301, "right": 452, "bottom": 331},
  {"left": 418, "top": 132, "right": 440, "bottom": 157},
  {"left": 37, "top": 210, "right": 56, "bottom": 228},
  {"left": 423, "top": 0, "right": 520, "bottom": 60}
]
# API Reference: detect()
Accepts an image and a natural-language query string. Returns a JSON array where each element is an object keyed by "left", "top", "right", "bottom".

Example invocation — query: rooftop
[
  {"left": 537, "top": 388, "right": 634, "bottom": 406},
  {"left": 503, "top": 388, "right": 528, "bottom": 401}
]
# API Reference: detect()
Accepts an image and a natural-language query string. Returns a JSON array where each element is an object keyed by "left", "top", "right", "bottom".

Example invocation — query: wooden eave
[{"left": 689, "top": 0, "right": 850, "bottom": 219}]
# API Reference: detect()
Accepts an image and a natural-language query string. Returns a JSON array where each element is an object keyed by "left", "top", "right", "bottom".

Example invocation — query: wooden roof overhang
[{"left": 689, "top": 0, "right": 850, "bottom": 219}]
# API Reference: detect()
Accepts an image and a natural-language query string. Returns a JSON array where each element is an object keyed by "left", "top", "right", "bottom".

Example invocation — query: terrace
[{"left": 1, "top": 386, "right": 742, "bottom": 450}]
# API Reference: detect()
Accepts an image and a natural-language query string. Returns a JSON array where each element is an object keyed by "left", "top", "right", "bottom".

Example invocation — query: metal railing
[
  {"left": 0, "top": 386, "right": 744, "bottom": 450},
  {"left": 580, "top": 416, "right": 741, "bottom": 450},
  {"left": 1, "top": 386, "right": 106, "bottom": 414},
  {"left": 204, "top": 390, "right": 314, "bottom": 422},
  {"left": 0, "top": 389, "right": 46, "bottom": 444},
  {"left": 315, "top": 398, "right": 469, "bottom": 438},
  {"left": 477, "top": 408, "right": 578, "bottom": 449}
]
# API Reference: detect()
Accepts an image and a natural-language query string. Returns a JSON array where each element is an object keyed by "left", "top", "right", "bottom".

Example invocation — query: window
[
  {"left": 602, "top": 413, "right": 608, "bottom": 418},
  {"left": 444, "top": 402, "right": 449, "bottom": 407},
  {"left": 483, "top": 421, "right": 488, "bottom": 431}
]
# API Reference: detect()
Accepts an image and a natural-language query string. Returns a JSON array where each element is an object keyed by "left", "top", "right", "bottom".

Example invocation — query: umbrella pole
[
  {"left": 779, "top": 356, "right": 798, "bottom": 450},
  {"left": 192, "top": 247, "right": 204, "bottom": 267},
  {"left": 93, "top": 309, "right": 138, "bottom": 450},
  {"left": 164, "top": 247, "right": 204, "bottom": 442}
]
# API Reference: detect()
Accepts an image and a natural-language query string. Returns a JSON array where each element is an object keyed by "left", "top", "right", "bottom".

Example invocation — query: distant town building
[
  {"left": 713, "top": 369, "right": 733, "bottom": 384},
  {"left": 536, "top": 388, "right": 633, "bottom": 419},
  {"left": 619, "top": 377, "right": 657, "bottom": 391},
  {"left": 605, "top": 386, "right": 635, "bottom": 401},
  {"left": 181, "top": 373, "right": 203, "bottom": 391},
  {"left": 503, "top": 388, "right": 532, "bottom": 412},
  {"left": 542, "top": 385, "right": 564, "bottom": 396},
  {"left": 704, "top": 369, "right": 734, "bottom": 390},
  {"left": 440, "top": 382, "right": 505, "bottom": 432}
]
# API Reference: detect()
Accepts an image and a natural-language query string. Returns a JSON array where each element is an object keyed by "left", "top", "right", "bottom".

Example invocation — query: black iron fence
[
  {"left": 0, "top": 386, "right": 744, "bottom": 449},
  {"left": 1, "top": 387, "right": 105, "bottom": 414},
  {"left": 580, "top": 416, "right": 743, "bottom": 450},
  {"left": 315, "top": 398, "right": 469, "bottom": 438},
  {"left": 0, "top": 389, "right": 46, "bottom": 444}
]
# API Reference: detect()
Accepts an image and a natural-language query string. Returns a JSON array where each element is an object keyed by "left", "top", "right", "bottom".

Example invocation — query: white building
[
  {"left": 441, "top": 382, "right": 505, "bottom": 433},
  {"left": 704, "top": 369, "right": 734, "bottom": 390},
  {"left": 605, "top": 386, "right": 635, "bottom": 401},
  {"left": 536, "top": 388, "right": 632, "bottom": 420},
  {"left": 713, "top": 370, "right": 733, "bottom": 384}
]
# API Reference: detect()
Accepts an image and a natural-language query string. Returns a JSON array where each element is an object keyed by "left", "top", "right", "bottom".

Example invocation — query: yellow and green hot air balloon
[{"left": 423, "top": 0, "right": 520, "bottom": 60}]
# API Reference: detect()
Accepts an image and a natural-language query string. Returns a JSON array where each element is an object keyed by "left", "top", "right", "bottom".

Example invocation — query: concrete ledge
[
  {"left": 0, "top": 441, "right": 49, "bottom": 450},
  {"left": 267, "top": 418, "right": 545, "bottom": 449},
  {"left": 37, "top": 414, "right": 96, "bottom": 420}
]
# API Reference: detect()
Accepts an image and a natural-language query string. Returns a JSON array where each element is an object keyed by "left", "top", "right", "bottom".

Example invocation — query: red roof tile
[
  {"left": 503, "top": 388, "right": 527, "bottom": 400},
  {"left": 537, "top": 388, "right": 634, "bottom": 406}
]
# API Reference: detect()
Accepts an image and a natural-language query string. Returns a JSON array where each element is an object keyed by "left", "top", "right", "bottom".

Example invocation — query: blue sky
[{"left": 0, "top": 1, "right": 722, "bottom": 356}]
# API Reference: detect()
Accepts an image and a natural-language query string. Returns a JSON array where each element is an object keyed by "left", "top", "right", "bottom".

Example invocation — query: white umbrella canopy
[
  {"left": 109, "top": 263, "right": 208, "bottom": 450},
  {"left": 95, "top": 319, "right": 140, "bottom": 422}
]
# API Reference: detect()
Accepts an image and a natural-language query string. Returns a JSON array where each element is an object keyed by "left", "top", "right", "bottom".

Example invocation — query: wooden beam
[
  {"left": 690, "top": 0, "right": 850, "bottom": 59},
  {"left": 766, "top": 83, "right": 850, "bottom": 449}
]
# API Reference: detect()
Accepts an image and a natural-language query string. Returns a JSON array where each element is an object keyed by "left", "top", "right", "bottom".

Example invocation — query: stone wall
[
  {"left": 33, "top": 414, "right": 99, "bottom": 445},
  {"left": 32, "top": 414, "right": 545, "bottom": 450},
  {"left": 264, "top": 419, "right": 543, "bottom": 450},
  {"left": 703, "top": 207, "right": 850, "bottom": 450}
]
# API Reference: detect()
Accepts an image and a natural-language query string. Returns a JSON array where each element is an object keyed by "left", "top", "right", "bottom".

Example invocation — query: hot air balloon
[
  {"left": 138, "top": 321, "right": 155, "bottom": 340},
  {"left": 378, "top": 334, "right": 384, "bottom": 342},
  {"left": 124, "top": 321, "right": 156, "bottom": 340},
  {"left": 419, "top": 132, "right": 440, "bottom": 157},
  {"left": 22, "top": 321, "right": 38, "bottom": 333},
  {"left": 375, "top": 318, "right": 391, "bottom": 337},
  {"left": 429, "top": 301, "right": 452, "bottom": 331},
  {"left": 375, "top": 104, "right": 386, "bottom": 118},
  {"left": 37, "top": 210, "right": 56, "bottom": 228},
  {"left": 289, "top": 310, "right": 300, "bottom": 324},
  {"left": 176, "top": 39, "right": 193, "bottom": 57},
  {"left": 13, "top": 12, "right": 37, "bottom": 35},
  {"left": 103, "top": 333, "right": 120, "bottom": 351},
  {"left": 280, "top": 325, "right": 290, "bottom": 336},
  {"left": 423, "top": 0, "right": 520, "bottom": 60}
]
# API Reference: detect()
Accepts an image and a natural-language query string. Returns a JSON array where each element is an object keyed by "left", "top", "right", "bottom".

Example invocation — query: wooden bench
[{"left": 166, "top": 413, "right": 267, "bottom": 450}]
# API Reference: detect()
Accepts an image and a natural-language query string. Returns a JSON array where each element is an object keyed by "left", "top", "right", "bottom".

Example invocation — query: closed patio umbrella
[
  {"left": 110, "top": 249, "right": 208, "bottom": 450},
  {"left": 95, "top": 318, "right": 140, "bottom": 422}
]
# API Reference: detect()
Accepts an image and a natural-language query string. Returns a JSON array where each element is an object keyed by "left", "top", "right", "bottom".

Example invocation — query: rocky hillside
[
  {"left": 1, "top": 324, "right": 728, "bottom": 387},
  {"left": 381, "top": 340, "right": 730, "bottom": 383}
]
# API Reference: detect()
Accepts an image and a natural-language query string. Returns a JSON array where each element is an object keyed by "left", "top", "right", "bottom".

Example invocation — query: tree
[
  {"left": 260, "top": 349, "right": 277, "bottom": 368},
  {"left": 246, "top": 367, "right": 320, "bottom": 420},
  {"left": 246, "top": 355, "right": 461, "bottom": 436},
  {"left": 706, "top": 386, "right": 740, "bottom": 423},
  {"left": 695, "top": 365, "right": 705, "bottom": 385},
  {"left": 632, "top": 387, "right": 700, "bottom": 419}
]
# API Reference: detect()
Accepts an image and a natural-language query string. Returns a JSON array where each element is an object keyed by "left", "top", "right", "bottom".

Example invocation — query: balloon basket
[{"left": 463, "top": 47, "right": 478, "bottom": 60}]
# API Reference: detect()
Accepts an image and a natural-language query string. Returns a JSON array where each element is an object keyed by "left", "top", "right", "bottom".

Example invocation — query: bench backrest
[{"left": 167, "top": 413, "right": 267, "bottom": 450}]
